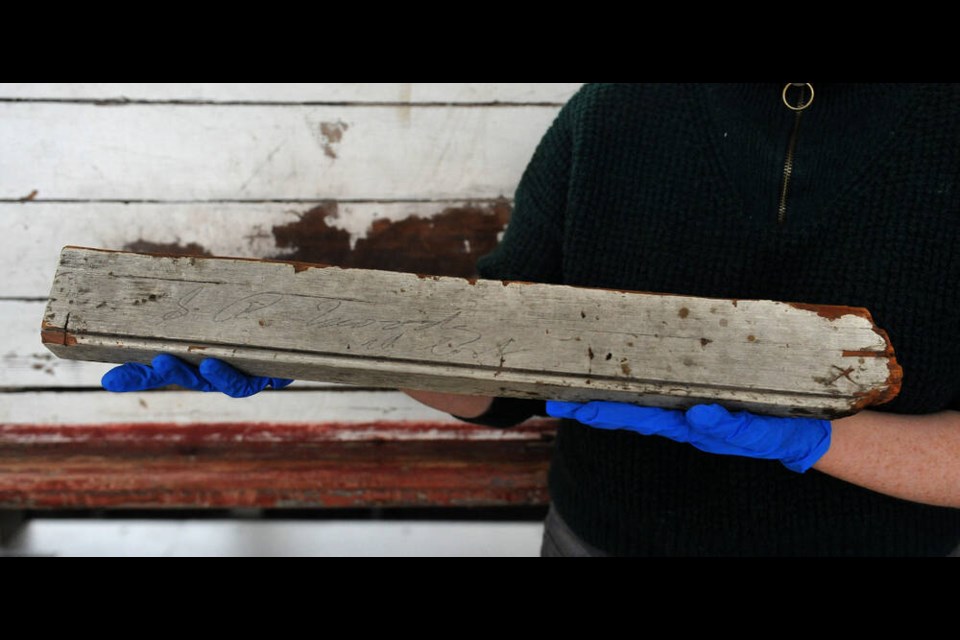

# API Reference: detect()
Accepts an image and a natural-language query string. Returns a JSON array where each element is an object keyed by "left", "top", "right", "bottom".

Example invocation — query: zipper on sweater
[{"left": 778, "top": 83, "right": 815, "bottom": 225}]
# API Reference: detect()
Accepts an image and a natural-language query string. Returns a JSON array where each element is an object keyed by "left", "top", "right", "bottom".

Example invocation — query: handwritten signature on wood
[{"left": 160, "top": 286, "right": 522, "bottom": 359}]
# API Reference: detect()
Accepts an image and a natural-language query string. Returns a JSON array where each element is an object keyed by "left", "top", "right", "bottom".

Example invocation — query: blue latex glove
[
  {"left": 101, "top": 354, "right": 294, "bottom": 398},
  {"left": 546, "top": 401, "right": 831, "bottom": 473}
]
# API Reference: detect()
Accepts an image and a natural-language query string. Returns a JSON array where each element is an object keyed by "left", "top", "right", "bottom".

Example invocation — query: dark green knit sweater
[{"left": 471, "top": 83, "right": 960, "bottom": 556}]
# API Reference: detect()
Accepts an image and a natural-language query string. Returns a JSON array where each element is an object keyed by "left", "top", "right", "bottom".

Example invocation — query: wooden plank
[
  {"left": 0, "top": 103, "right": 559, "bottom": 200},
  {"left": 0, "top": 201, "right": 511, "bottom": 298},
  {"left": 0, "top": 390, "right": 469, "bottom": 425},
  {"left": 42, "top": 247, "right": 902, "bottom": 418},
  {"left": 0, "top": 419, "right": 556, "bottom": 509},
  {"left": 0, "top": 83, "right": 583, "bottom": 104}
]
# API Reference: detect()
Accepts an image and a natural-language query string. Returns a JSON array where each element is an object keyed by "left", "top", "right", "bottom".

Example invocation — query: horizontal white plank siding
[
  {"left": 0, "top": 83, "right": 582, "bottom": 104},
  {"left": 0, "top": 104, "right": 561, "bottom": 201}
]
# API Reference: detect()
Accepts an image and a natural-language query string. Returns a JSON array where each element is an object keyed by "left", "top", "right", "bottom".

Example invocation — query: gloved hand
[
  {"left": 546, "top": 400, "right": 831, "bottom": 473},
  {"left": 101, "top": 354, "right": 294, "bottom": 398}
]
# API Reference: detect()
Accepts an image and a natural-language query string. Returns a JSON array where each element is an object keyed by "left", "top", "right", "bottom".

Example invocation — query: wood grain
[{"left": 42, "top": 247, "right": 902, "bottom": 418}]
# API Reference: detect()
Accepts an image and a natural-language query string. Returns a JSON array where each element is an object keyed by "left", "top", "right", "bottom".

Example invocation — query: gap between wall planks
[
  {"left": 43, "top": 247, "right": 901, "bottom": 419},
  {"left": 0, "top": 83, "right": 583, "bottom": 104}
]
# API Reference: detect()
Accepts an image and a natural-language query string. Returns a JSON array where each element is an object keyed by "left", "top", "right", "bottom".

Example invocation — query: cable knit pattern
[{"left": 472, "top": 83, "right": 960, "bottom": 556}]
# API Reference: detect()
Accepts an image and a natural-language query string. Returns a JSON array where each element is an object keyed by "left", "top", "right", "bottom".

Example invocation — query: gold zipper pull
[
  {"left": 778, "top": 83, "right": 814, "bottom": 224},
  {"left": 782, "top": 83, "right": 815, "bottom": 111}
]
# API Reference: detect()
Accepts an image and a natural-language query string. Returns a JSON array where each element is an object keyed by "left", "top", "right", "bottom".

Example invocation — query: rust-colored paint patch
[
  {"left": 787, "top": 302, "right": 873, "bottom": 322},
  {"left": 620, "top": 360, "right": 631, "bottom": 376},
  {"left": 318, "top": 121, "right": 349, "bottom": 159},
  {"left": 271, "top": 200, "right": 512, "bottom": 278},
  {"left": 678, "top": 307, "right": 690, "bottom": 319},
  {"left": 842, "top": 350, "right": 884, "bottom": 358},
  {"left": 747, "top": 335, "right": 756, "bottom": 342},
  {"left": 123, "top": 239, "right": 213, "bottom": 258},
  {"left": 40, "top": 329, "right": 65, "bottom": 345},
  {"left": 18, "top": 189, "right": 38, "bottom": 202},
  {"left": 41, "top": 329, "right": 77, "bottom": 347}
]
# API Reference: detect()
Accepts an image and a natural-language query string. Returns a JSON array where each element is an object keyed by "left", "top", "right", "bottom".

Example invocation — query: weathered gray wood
[{"left": 42, "top": 247, "right": 902, "bottom": 418}]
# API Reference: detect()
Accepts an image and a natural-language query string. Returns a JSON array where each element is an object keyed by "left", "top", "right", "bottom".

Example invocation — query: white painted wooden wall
[{"left": 0, "top": 83, "right": 581, "bottom": 428}]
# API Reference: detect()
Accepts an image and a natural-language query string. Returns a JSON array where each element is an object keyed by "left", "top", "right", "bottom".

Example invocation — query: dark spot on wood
[
  {"left": 626, "top": 341, "right": 634, "bottom": 347},
  {"left": 32, "top": 363, "right": 44, "bottom": 370},
  {"left": 139, "top": 399, "right": 148, "bottom": 409},
  {"left": 678, "top": 307, "right": 689, "bottom": 319},
  {"left": 605, "top": 353, "right": 612, "bottom": 361},
  {"left": 620, "top": 360, "right": 632, "bottom": 376},
  {"left": 700, "top": 338, "right": 712, "bottom": 348},
  {"left": 123, "top": 239, "right": 212, "bottom": 258},
  {"left": 587, "top": 347, "right": 594, "bottom": 360},
  {"left": 719, "top": 319, "right": 729, "bottom": 327},
  {"left": 270, "top": 200, "right": 512, "bottom": 278},
  {"left": 580, "top": 311, "right": 586, "bottom": 319},
  {"left": 18, "top": 189, "right": 38, "bottom": 202},
  {"left": 318, "top": 121, "right": 349, "bottom": 159},
  {"left": 148, "top": 294, "right": 158, "bottom": 301},
  {"left": 258, "top": 319, "right": 268, "bottom": 327},
  {"left": 96, "top": 302, "right": 107, "bottom": 309},
  {"left": 731, "top": 300, "right": 738, "bottom": 307},
  {"left": 682, "top": 357, "right": 694, "bottom": 367},
  {"left": 747, "top": 335, "right": 756, "bottom": 342}
]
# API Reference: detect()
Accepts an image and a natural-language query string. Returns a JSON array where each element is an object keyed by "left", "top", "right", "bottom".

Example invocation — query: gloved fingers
[
  {"left": 548, "top": 400, "right": 689, "bottom": 436},
  {"left": 152, "top": 354, "right": 217, "bottom": 392},
  {"left": 545, "top": 400, "right": 586, "bottom": 419},
  {"left": 198, "top": 358, "right": 269, "bottom": 398},
  {"left": 101, "top": 361, "right": 169, "bottom": 392},
  {"left": 268, "top": 377, "right": 295, "bottom": 390},
  {"left": 684, "top": 403, "right": 832, "bottom": 471},
  {"left": 685, "top": 404, "right": 753, "bottom": 440}
]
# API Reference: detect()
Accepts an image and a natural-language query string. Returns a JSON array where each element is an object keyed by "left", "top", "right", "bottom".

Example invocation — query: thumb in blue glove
[
  {"left": 547, "top": 400, "right": 831, "bottom": 473},
  {"left": 102, "top": 354, "right": 293, "bottom": 398}
]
